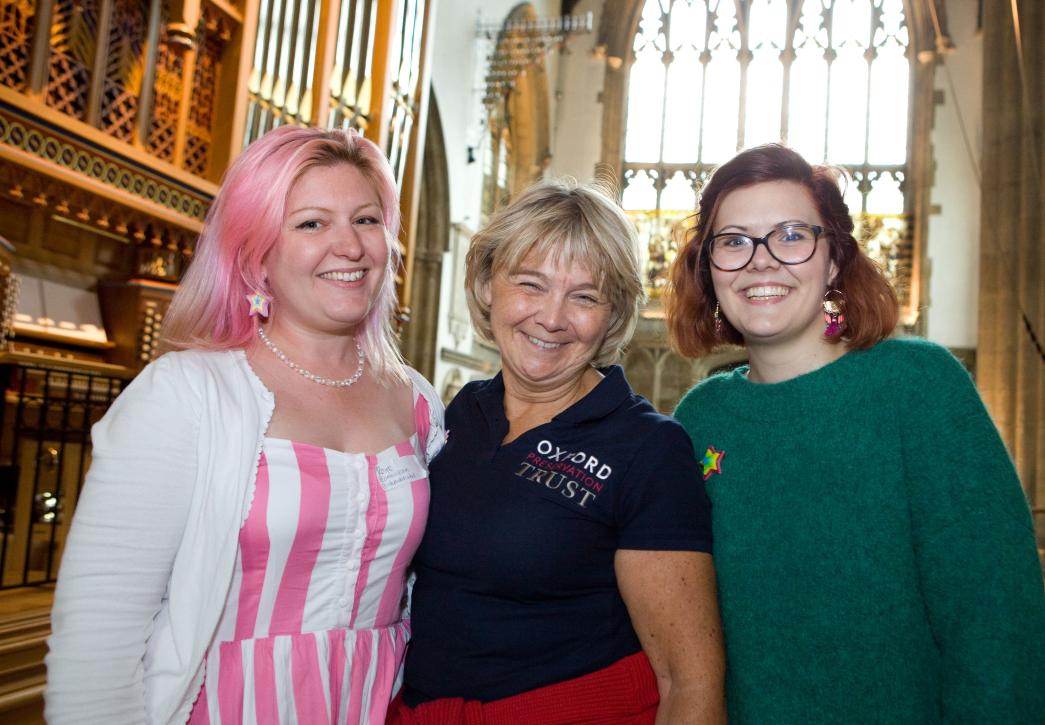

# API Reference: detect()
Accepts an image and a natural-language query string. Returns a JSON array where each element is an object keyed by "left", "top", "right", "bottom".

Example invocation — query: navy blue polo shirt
[{"left": 403, "top": 366, "right": 713, "bottom": 704}]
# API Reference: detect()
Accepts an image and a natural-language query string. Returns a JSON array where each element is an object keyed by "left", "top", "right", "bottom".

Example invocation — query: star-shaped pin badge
[
  {"left": 701, "top": 445, "right": 725, "bottom": 481},
  {"left": 246, "top": 291, "right": 270, "bottom": 317}
]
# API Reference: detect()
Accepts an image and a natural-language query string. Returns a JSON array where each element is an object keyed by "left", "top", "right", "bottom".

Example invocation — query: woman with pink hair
[{"left": 45, "top": 126, "right": 444, "bottom": 724}]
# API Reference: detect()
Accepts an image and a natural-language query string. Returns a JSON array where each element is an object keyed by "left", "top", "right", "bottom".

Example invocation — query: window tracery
[{"left": 622, "top": 0, "right": 912, "bottom": 306}]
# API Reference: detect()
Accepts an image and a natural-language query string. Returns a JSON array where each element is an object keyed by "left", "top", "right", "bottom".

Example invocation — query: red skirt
[{"left": 386, "top": 651, "right": 659, "bottom": 725}]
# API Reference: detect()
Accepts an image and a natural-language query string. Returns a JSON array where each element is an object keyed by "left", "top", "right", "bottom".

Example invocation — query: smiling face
[
  {"left": 709, "top": 180, "right": 838, "bottom": 355},
  {"left": 263, "top": 163, "right": 389, "bottom": 337},
  {"left": 488, "top": 250, "right": 612, "bottom": 394}
]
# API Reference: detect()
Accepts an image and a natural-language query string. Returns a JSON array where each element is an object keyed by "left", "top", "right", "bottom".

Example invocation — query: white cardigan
[{"left": 44, "top": 349, "right": 444, "bottom": 725}]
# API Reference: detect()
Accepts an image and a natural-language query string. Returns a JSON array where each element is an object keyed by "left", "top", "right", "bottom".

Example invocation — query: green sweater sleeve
[{"left": 899, "top": 343, "right": 1045, "bottom": 723}]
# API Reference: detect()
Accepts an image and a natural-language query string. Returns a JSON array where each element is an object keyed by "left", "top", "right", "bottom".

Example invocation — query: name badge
[{"left": 376, "top": 452, "right": 427, "bottom": 491}]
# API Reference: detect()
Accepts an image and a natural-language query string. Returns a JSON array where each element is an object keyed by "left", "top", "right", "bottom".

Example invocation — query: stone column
[{"left": 978, "top": 0, "right": 1045, "bottom": 546}]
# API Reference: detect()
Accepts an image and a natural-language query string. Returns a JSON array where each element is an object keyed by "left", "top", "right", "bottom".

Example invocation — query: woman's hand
[{"left": 616, "top": 550, "right": 726, "bottom": 724}]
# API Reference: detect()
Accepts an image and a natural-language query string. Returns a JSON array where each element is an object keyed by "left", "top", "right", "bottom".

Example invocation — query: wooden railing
[
  {"left": 0, "top": 604, "right": 49, "bottom": 723},
  {"left": 0, "top": 360, "right": 127, "bottom": 591}
]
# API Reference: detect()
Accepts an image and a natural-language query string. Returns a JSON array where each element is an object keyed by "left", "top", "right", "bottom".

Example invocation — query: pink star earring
[{"left": 246, "top": 290, "right": 271, "bottom": 318}]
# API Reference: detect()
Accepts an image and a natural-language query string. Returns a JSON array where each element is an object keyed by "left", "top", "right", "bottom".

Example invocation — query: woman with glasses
[{"left": 666, "top": 144, "right": 1045, "bottom": 724}]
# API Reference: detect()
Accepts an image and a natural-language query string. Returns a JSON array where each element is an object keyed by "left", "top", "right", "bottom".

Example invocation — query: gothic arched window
[{"left": 621, "top": 0, "right": 911, "bottom": 303}]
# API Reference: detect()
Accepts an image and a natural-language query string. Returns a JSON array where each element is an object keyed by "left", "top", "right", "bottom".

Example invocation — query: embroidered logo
[
  {"left": 701, "top": 445, "right": 725, "bottom": 481},
  {"left": 512, "top": 439, "right": 613, "bottom": 509}
]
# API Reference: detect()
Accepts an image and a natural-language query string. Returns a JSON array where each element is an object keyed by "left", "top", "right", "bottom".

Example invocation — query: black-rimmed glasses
[{"left": 706, "top": 223, "right": 824, "bottom": 271}]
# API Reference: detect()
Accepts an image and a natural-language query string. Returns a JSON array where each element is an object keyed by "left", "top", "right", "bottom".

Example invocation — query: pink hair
[{"left": 160, "top": 125, "right": 406, "bottom": 381}]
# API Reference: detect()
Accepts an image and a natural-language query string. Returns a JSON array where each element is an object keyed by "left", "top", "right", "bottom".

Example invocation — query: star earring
[{"left": 246, "top": 290, "right": 271, "bottom": 318}]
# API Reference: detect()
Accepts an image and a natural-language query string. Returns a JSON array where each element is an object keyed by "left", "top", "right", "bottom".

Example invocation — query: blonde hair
[{"left": 465, "top": 179, "right": 646, "bottom": 367}]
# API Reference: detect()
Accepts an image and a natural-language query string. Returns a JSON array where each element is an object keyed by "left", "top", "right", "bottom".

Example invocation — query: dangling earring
[
  {"left": 822, "top": 289, "right": 846, "bottom": 337},
  {"left": 713, "top": 301, "right": 722, "bottom": 336},
  {"left": 246, "top": 290, "right": 271, "bottom": 318}
]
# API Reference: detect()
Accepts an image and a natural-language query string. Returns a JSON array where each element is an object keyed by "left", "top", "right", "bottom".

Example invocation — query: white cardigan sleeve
[{"left": 45, "top": 354, "right": 201, "bottom": 725}]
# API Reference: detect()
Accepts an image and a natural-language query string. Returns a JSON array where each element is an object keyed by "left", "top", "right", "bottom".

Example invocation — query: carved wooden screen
[
  {"left": 1, "top": 0, "right": 237, "bottom": 182},
  {"left": 184, "top": 5, "right": 229, "bottom": 176},
  {"left": 0, "top": 0, "right": 36, "bottom": 91},
  {"left": 622, "top": 0, "right": 911, "bottom": 307},
  {"left": 147, "top": 14, "right": 185, "bottom": 164},
  {"left": 44, "top": 0, "right": 97, "bottom": 121},
  {"left": 100, "top": 0, "right": 147, "bottom": 141}
]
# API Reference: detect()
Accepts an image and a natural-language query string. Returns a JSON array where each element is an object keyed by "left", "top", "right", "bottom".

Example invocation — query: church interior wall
[
  {"left": 429, "top": 0, "right": 561, "bottom": 228},
  {"left": 925, "top": 0, "right": 983, "bottom": 352},
  {"left": 0, "top": 3, "right": 1038, "bottom": 720},
  {"left": 428, "top": 0, "right": 564, "bottom": 400},
  {"left": 426, "top": 0, "right": 999, "bottom": 404},
  {"left": 543, "top": 0, "right": 605, "bottom": 183}
]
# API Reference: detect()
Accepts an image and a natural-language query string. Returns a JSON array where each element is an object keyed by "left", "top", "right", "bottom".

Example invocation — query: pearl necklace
[{"left": 256, "top": 325, "right": 365, "bottom": 387}]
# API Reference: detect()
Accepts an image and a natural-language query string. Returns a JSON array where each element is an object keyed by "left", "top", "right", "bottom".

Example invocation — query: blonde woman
[{"left": 389, "top": 180, "right": 725, "bottom": 724}]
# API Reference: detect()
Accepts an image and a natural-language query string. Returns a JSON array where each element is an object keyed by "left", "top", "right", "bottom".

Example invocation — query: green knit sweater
[{"left": 674, "top": 338, "right": 1045, "bottom": 724}]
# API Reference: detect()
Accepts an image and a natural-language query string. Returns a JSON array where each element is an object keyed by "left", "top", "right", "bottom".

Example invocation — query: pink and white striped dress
[{"left": 188, "top": 383, "right": 439, "bottom": 724}]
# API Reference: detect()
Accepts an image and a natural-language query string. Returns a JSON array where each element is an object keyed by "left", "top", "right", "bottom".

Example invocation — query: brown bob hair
[{"left": 667, "top": 144, "right": 899, "bottom": 358}]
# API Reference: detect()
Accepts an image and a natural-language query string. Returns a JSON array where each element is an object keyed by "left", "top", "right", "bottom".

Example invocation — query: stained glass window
[{"left": 623, "top": 0, "right": 911, "bottom": 299}]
